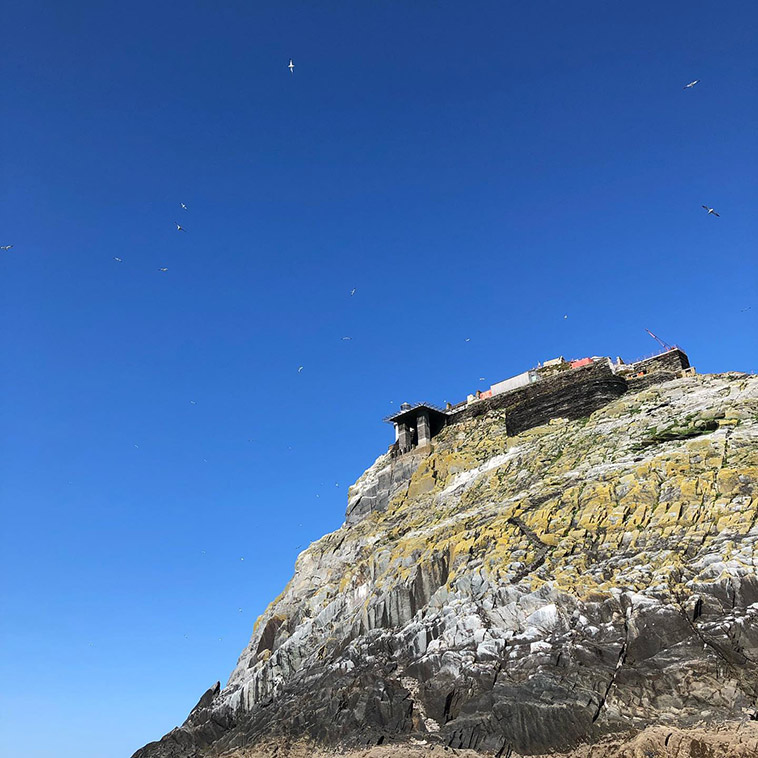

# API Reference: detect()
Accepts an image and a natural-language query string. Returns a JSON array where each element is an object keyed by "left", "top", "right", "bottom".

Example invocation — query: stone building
[{"left": 385, "top": 402, "right": 448, "bottom": 455}]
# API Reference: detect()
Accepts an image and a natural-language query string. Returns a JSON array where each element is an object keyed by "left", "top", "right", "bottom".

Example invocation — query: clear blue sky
[{"left": 0, "top": 2, "right": 755, "bottom": 756}]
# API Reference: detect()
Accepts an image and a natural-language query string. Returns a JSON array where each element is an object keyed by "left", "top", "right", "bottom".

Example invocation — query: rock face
[{"left": 133, "top": 372, "right": 758, "bottom": 758}]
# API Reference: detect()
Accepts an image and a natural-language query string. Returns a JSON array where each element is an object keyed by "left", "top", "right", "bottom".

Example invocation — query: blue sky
[{"left": 0, "top": 2, "right": 756, "bottom": 756}]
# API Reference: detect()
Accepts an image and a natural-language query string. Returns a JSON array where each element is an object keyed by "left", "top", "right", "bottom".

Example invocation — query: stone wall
[
  {"left": 625, "top": 348, "right": 690, "bottom": 375},
  {"left": 450, "top": 360, "right": 628, "bottom": 436},
  {"left": 621, "top": 348, "right": 691, "bottom": 394}
]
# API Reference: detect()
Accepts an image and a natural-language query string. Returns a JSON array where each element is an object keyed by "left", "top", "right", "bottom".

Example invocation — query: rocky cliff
[{"left": 133, "top": 372, "right": 758, "bottom": 758}]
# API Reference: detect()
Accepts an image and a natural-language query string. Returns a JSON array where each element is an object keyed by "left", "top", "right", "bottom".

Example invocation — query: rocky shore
[{"left": 133, "top": 372, "right": 758, "bottom": 758}]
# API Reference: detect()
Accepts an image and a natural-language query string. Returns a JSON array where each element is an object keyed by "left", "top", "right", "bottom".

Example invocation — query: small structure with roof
[{"left": 384, "top": 402, "right": 449, "bottom": 454}]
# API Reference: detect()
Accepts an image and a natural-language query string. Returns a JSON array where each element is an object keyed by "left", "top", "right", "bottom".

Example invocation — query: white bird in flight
[
  {"left": 350, "top": 288, "right": 356, "bottom": 296},
  {"left": 0, "top": 245, "right": 13, "bottom": 251},
  {"left": 298, "top": 366, "right": 304, "bottom": 373},
  {"left": 288, "top": 59, "right": 294, "bottom": 73},
  {"left": 113, "top": 257, "right": 123, "bottom": 262},
  {"left": 683, "top": 80, "right": 700, "bottom": 89},
  {"left": 180, "top": 203, "right": 188, "bottom": 210},
  {"left": 702, "top": 205, "right": 720, "bottom": 217},
  {"left": 341, "top": 336, "right": 352, "bottom": 341},
  {"left": 158, "top": 267, "right": 168, "bottom": 272},
  {"left": 174, "top": 221, "right": 186, "bottom": 232}
]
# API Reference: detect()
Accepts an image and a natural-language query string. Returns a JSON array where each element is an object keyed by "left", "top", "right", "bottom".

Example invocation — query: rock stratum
[{"left": 134, "top": 372, "right": 758, "bottom": 758}]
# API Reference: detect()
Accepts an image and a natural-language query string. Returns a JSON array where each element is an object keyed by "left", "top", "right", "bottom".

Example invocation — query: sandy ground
[{"left": 221, "top": 723, "right": 758, "bottom": 758}]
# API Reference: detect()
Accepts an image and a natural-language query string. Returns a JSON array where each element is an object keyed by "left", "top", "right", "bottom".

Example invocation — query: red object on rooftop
[{"left": 570, "top": 357, "right": 593, "bottom": 368}]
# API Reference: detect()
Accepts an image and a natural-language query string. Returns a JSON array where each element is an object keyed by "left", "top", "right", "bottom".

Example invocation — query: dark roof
[{"left": 383, "top": 402, "right": 448, "bottom": 425}]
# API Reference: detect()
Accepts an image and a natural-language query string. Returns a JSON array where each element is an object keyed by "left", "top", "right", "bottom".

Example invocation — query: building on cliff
[{"left": 386, "top": 347, "right": 691, "bottom": 455}]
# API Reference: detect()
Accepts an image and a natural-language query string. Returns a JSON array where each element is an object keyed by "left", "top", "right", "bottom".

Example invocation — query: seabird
[
  {"left": 298, "top": 366, "right": 304, "bottom": 373},
  {"left": 684, "top": 80, "right": 700, "bottom": 89},
  {"left": 341, "top": 336, "right": 352, "bottom": 340},
  {"left": 702, "top": 205, "right": 720, "bottom": 217},
  {"left": 350, "top": 288, "right": 356, "bottom": 296},
  {"left": 0, "top": 245, "right": 13, "bottom": 251},
  {"left": 158, "top": 267, "right": 168, "bottom": 272},
  {"left": 113, "top": 257, "right": 123, "bottom": 262},
  {"left": 180, "top": 203, "right": 188, "bottom": 210},
  {"left": 288, "top": 59, "right": 294, "bottom": 73},
  {"left": 174, "top": 221, "right": 186, "bottom": 232}
]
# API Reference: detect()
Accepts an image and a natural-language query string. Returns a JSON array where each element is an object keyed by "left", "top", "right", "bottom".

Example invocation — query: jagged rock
[{"left": 132, "top": 372, "right": 758, "bottom": 757}]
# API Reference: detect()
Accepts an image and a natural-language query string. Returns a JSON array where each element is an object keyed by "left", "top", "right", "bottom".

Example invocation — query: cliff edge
[{"left": 133, "top": 371, "right": 758, "bottom": 757}]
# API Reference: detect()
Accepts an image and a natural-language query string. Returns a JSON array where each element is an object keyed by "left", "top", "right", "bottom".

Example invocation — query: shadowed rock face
[{"left": 133, "top": 373, "right": 758, "bottom": 758}]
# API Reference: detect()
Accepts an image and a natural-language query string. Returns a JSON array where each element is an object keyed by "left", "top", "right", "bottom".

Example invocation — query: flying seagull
[
  {"left": 158, "top": 267, "right": 168, "bottom": 272},
  {"left": 0, "top": 245, "right": 13, "bottom": 251},
  {"left": 174, "top": 221, "right": 186, "bottom": 232},
  {"left": 298, "top": 366, "right": 304, "bottom": 373},
  {"left": 113, "top": 257, "right": 123, "bottom": 262},
  {"left": 350, "top": 288, "right": 356, "bottom": 296},
  {"left": 288, "top": 59, "right": 294, "bottom": 73},
  {"left": 180, "top": 203, "right": 188, "bottom": 210},
  {"left": 683, "top": 80, "right": 700, "bottom": 89},
  {"left": 702, "top": 205, "right": 720, "bottom": 217},
  {"left": 341, "top": 336, "right": 352, "bottom": 340}
]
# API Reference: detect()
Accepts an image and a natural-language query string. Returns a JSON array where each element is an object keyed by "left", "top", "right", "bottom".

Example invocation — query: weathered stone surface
[
  {"left": 149, "top": 723, "right": 758, "bottom": 757},
  {"left": 133, "top": 372, "right": 758, "bottom": 758},
  {"left": 345, "top": 447, "right": 427, "bottom": 526}
]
